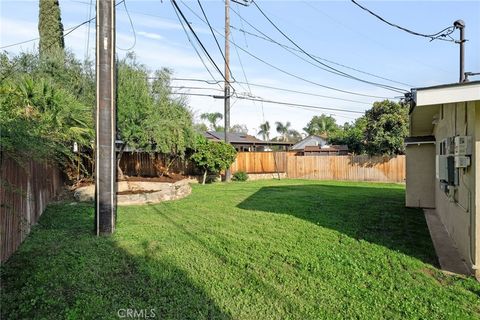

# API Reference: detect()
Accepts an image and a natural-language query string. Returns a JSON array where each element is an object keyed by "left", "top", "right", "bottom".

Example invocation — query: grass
[{"left": 1, "top": 179, "right": 479, "bottom": 319}]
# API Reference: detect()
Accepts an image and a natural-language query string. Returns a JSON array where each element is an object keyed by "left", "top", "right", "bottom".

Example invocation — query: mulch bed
[{"left": 119, "top": 173, "right": 186, "bottom": 183}]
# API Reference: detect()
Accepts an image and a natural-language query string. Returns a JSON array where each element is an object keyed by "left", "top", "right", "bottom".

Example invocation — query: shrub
[{"left": 232, "top": 171, "right": 248, "bottom": 182}]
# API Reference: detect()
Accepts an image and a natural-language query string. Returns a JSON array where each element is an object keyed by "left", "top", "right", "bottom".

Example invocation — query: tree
[
  {"left": 190, "top": 135, "right": 237, "bottom": 184},
  {"left": 275, "top": 121, "right": 301, "bottom": 142},
  {"left": 38, "top": 0, "right": 65, "bottom": 56},
  {"left": 303, "top": 114, "right": 339, "bottom": 137},
  {"left": 230, "top": 124, "right": 248, "bottom": 134},
  {"left": 329, "top": 117, "right": 367, "bottom": 154},
  {"left": 200, "top": 112, "right": 223, "bottom": 131},
  {"left": 364, "top": 100, "right": 409, "bottom": 156},
  {"left": 116, "top": 54, "right": 195, "bottom": 178},
  {"left": 257, "top": 121, "right": 270, "bottom": 140}
]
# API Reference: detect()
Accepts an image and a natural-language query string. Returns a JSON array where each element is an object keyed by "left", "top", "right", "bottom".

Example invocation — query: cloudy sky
[{"left": 1, "top": 0, "right": 479, "bottom": 138}]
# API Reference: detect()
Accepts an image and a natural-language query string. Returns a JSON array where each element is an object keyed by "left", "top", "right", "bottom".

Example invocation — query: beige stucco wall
[
  {"left": 405, "top": 143, "right": 436, "bottom": 208},
  {"left": 475, "top": 101, "right": 480, "bottom": 279},
  {"left": 432, "top": 101, "right": 478, "bottom": 275}
]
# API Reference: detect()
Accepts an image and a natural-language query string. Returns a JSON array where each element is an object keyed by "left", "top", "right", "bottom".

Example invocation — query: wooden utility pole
[
  {"left": 95, "top": 0, "right": 116, "bottom": 235},
  {"left": 224, "top": 0, "right": 232, "bottom": 182}
]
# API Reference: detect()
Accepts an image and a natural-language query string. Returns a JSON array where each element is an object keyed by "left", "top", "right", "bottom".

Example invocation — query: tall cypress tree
[{"left": 38, "top": 0, "right": 65, "bottom": 56}]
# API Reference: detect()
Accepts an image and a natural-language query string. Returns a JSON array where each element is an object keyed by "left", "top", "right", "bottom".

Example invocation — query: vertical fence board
[{"left": 0, "top": 155, "right": 63, "bottom": 262}]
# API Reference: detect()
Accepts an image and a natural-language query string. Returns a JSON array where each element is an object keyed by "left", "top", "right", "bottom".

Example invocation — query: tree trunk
[
  {"left": 117, "top": 143, "right": 126, "bottom": 180},
  {"left": 202, "top": 169, "right": 207, "bottom": 185}
]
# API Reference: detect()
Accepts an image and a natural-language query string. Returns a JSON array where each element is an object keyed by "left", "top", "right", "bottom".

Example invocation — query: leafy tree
[
  {"left": 364, "top": 100, "right": 409, "bottom": 156},
  {"left": 329, "top": 117, "right": 367, "bottom": 154},
  {"left": 257, "top": 121, "right": 270, "bottom": 141},
  {"left": 190, "top": 135, "right": 237, "bottom": 184},
  {"left": 116, "top": 54, "right": 195, "bottom": 177},
  {"left": 275, "top": 121, "right": 302, "bottom": 142},
  {"left": 230, "top": 124, "right": 248, "bottom": 134},
  {"left": 0, "top": 52, "right": 94, "bottom": 179},
  {"left": 200, "top": 112, "right": 223, "bottom": 131},
  {"left": 303, "top": 114, "right": 339, "bottom": 137},
  {"left": 38, "top": 0, "right": 65, "bottom": 56},
  {"left": 194, "top": 122, "right": 209, "bottom": 132},
  {"left": 0, "top": 75, "right": 93, "bottom": 177}
]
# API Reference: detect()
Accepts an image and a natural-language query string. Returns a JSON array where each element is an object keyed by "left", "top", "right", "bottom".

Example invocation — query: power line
[
  {"left": 171, "top": 0, "right": 235, "bottom": 94},
  {"left": 170, "top": 77, "right": 372, "bottom": 105},
  {"left": 350, "top": 0, "right": 457, "bottom": 42},
  {"left": 174, "top": 91, "right": 365, "bottom": 115},
  {"left": 117, "top": 0, "right": 137, "bottom": 51},
  {"left": 196, "top": 0, "right": 235, "bottom": 82},
  {"left": 170, "top": 0, "right": 223, "bottom": 90},
  {"left": 230, "top": 24, "right": 414, "bottom": 88},
  {"left": 250, "top": 0, "right": 407, "bottom": 93},
  {"left": 0, "top": 0, "right": 126, "bottom": 82},
  {"left": 179, "top": 0, "right": 394, "bottom": 100}
]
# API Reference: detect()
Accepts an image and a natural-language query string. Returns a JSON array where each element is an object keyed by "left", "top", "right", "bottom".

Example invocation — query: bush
[{"left": 232, "top": 171, "right": 248, "bottom": 182}]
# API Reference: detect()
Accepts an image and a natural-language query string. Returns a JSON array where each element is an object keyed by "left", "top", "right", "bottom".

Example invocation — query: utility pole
[
  {"left": 95, "top": 0, "right": 116, "bottom": 235},
  {"left": 224, "top": 0, "right": 231, "bottom": 182},
  {"left": 454, "top": 19, "right": 466, "bottom": 83}
]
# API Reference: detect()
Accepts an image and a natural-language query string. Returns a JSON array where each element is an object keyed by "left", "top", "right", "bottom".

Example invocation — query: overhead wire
[
  {"left": 179, "top": 0, "right": 394, "bottom": 100},
  {"left": 170, "top": 0, "right": 223, "bottom": 90},
  {"left": 169, "top": 77, "right": 372, "bottom": 105},
  {"left": 117, "top": 0, "right": 137, "bottom": 51},
  {"left": 196, "top": 0, "right": 236, "bottom": 81},
  {"left": 0, "top": 0, "right": 126, "bottom": 82},
  {"left": 350, "top": 0, "right": 457, "bottom": 42},
  {"left": 173, "top": 91, "right": 365, "bottom": 115},
  {"left": 250, "top": 0, "right": 407, "bottom": 93},
  {"left": 171, "top": 0, "right": 235, "bottom": 94},
  {"left": 230, "top": 23, "right": 414, "bottom": 88}
]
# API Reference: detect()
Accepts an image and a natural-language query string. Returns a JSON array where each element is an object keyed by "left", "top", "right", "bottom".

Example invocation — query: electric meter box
[
  {"left": 438, "top": 155, "right": 448, "bottom": 181},
  {"left": 454, "top": 136, "right": 472, "bottom": 155},
  {"left": 455, "top": 155, "right": 471, "bottom": 168}
]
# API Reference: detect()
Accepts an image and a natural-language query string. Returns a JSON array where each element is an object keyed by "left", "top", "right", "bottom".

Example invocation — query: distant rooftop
[{"left": 204, "top": 131, "right": 294, "bottom": 146}]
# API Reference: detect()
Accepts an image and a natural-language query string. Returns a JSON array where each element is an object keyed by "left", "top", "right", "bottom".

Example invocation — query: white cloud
[{"left": 137, "top": 31, "right": 164, "bottom": 41}]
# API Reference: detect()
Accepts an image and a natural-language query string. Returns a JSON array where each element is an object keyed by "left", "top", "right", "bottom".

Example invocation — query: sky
[{"left": 1, "top": 0, "right": 479, "bottom": 139}]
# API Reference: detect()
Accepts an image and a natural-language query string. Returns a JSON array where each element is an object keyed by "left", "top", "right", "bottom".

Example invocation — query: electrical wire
[
  {"left": 230, "top": 24, "right": 414, "bottom": 88},
  {"left": 169, "top": 77, "right": 372, "bottom": 105},
  {"left": 171, "top": 0, "right": 235, "bottom": 94},
  {"left": 196, "top": 0, "right": 236, "bottom": 81},
  {"left": 350, "top": 0, "right": 456, "bottom": 42},
  {"left": 0, "top": 0, "right": 126, "bottom": 82},
  {"left": 170, "top": 0, "right": 223, "bottom": 90},
  {"left": 251, "top": 0, "right": 407, "bottom": 93},
  {"left": 117, "top": 0, "right": 137, "bottom": 51},
  {"left": 179, "top": 0, "right": 395, "bottom": 99},
  {"left": 84, "top": 0, "right": 94, "bottom": 60},
  {"left": 173, "top": 91, "right": 365, "bottom": 115}
]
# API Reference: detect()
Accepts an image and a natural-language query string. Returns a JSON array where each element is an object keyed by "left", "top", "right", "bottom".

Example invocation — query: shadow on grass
[
  {"left": 0, "top": 203, "right": 230, "bottom": 320},
  {"left": 237, "top": 184, "right": 438, "bottom": 266}
]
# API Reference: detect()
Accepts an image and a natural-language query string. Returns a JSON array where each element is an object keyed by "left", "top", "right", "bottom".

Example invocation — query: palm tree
[
  {"left": 275, "top": 121, "right": 292, "bottom": 142},
  {"left": 200, "top": 112, "right": 223, "bottom": 131},
  {"left": 257, "top": 121, "right": 270, "bottom": 141}
]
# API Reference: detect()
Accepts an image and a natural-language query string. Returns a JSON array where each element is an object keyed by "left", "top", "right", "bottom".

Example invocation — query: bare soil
[{"left": 119, "top": 174, "right": 186, "bottom": 183}]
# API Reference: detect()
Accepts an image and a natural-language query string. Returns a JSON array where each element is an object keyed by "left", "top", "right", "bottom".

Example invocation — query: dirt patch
[{"left": 119, "top": 174, "right": 186, "bottom": 183}]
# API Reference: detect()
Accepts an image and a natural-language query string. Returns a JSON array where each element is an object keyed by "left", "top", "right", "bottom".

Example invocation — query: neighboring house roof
[
  {"left": 291, "top": 135, "right": 328, "bottom": 150},
  {"left": 304, "top": 145, "right": 348, "bottom": 152},
  {"left": 204, "top": 131, "right": 293, "bottom": 146}
]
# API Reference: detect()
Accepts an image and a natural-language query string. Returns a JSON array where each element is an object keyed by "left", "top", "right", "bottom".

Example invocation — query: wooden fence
[
  {"left": 0, "top": 154, "right": 63, "bottom": 262},
  {"left": 230, "top": 152, "right": 296, "bottom": 173},
  {"left": 119, "top": 152, "right": 195, "bottom": 177},
  {"left": 286, "top": 155, "right": 405, "bottom": 182},
  {"left": 230, "top": 152, "right": 405, "bottom": 183}
]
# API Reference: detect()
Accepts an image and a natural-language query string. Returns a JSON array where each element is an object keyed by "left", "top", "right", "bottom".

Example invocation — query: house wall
[
  {"left": 432, "top": 101, "right": 478, "bottom": 274},
  {"left": 405, "top": 143, "right": 436, "bottom": 208}
]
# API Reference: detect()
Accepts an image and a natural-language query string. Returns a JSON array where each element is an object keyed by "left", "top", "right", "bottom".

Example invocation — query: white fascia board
[{"left": 416, "top": 83, "right": 480, "bottom": 106}]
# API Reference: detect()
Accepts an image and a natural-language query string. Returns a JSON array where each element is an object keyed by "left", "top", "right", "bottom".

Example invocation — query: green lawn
[{"left": 1, "top": 180, "right": 479, "bottom": 319}]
